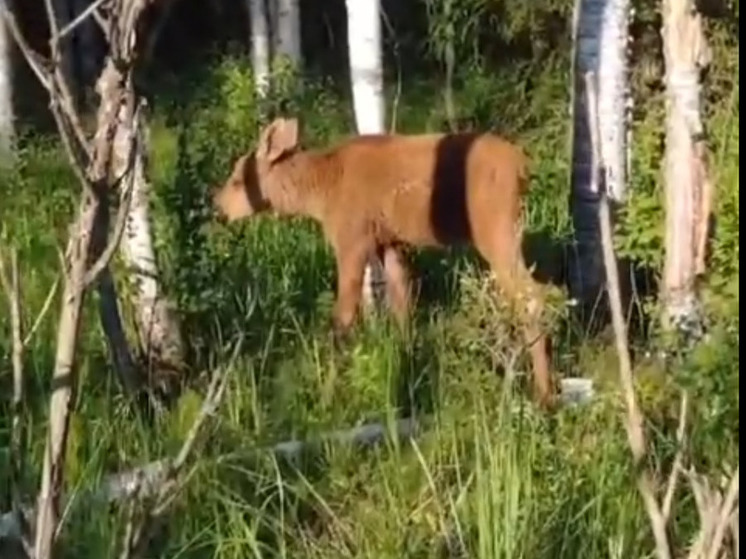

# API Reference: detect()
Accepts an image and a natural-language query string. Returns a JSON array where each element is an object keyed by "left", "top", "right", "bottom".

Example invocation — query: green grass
[{"left": 0, "top": 38, "right": 740, "bottom": 558}]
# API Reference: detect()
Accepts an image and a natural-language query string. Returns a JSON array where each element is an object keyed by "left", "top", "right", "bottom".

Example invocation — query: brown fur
[{"left": 212, "top": 118, "right": 556, "bottom": 408}]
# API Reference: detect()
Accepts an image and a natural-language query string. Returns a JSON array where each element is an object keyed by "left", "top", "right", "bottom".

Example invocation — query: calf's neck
[{"left": 212, "top": 117, "right": 556, "bottom": 408}]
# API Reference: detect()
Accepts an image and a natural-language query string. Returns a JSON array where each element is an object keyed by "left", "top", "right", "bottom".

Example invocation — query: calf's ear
[{"left": 258, "top": 117, "right": 300, "bottom": 163}]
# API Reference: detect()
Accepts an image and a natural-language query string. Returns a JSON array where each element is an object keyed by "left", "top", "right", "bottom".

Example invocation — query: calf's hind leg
[{"left": 382, "top": 246, "right": 412, "bottom": 329}]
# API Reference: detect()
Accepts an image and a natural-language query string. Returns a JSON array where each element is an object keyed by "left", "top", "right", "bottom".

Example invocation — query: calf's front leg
[{"left": 331, "top": 241, "right": 370, "bottom": 336}]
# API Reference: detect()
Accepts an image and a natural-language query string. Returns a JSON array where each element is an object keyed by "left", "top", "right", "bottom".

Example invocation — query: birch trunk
[
  {"left": 0, "top": 7, "right": 13, "bottom": 165},
  {"left": 569, "top": 0, "right": 630, "bottom": 327},
  {"left": 345, "top": 0, "right": 387, "bottom": 310},
  {"left": 273, "top": 0, "right": 301, "bottom": 69},
  {"left": 112, "top": 104, "right": 185, "bottom": 393},
  {"left": 661, "top": 0, "right": 712, "bottom": 336},
  {"left": 249, "top": 0, "right": 271, "bottom": 97}
]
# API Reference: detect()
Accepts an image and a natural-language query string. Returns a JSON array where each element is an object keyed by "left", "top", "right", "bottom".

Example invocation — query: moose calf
[{"left": 212, "top": 117, "right": 556, "bottom": 408}]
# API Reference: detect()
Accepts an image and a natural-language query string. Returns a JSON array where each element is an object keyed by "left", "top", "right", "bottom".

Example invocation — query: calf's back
[{"left": 322, "top": 132, "right": 529, "bottom": 249}]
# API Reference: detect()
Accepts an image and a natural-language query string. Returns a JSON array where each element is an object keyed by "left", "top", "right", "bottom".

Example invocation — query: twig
[
  {"left": 58, "top": 0, "right": 109, "bottom": 40},
  {"left": 662, "top": 392, "right": 689, "bottom": 523},
  {"left": 121, "top": 340, "right": 241, "bottom": 557},
  {"left": 705, "top": 466, "right": 739, "bottom": 559},
  {"left": 729, "top": 506, "right": 738, "bottom": 559},
  {"left": 0, "top": 411, "right": 422, "bottom": 552},
  {"left": 118, "top": 498, "right": 138, "bottom": 559},
  {"left": 0, "top": 248, "right": 25, "bottom": 513},
  {"left": 23, "top": 276, "right": 61, "bottom": 347},
  {"left": 585, "top": 70, "right": 672, "bottom": 559},
  {"left": 44, "top": 0, "right": 92, "bottom": 158},
  {"left": 0, "top": 5, "right": 52, "bottom": 89}
]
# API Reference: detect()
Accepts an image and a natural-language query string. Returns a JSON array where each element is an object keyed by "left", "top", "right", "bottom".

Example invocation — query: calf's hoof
[
  {"left": 330, "top": 323, "right": 354, "bottom": 350},
  {"left": 533, "top": 386, "right": 560, "bottom": 413}
]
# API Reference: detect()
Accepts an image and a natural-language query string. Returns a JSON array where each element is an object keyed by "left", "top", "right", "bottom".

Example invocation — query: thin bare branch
[
  {"left": 0, "top": 5, "right": 52, "bottom": 89},
  {"left": 48, "top": 102, "right": 92, "bottom": 193},
  {"left": 705, "top": 466, "right": 739, "bottom": 559},
  {"left": 58, "top": 0, "right": 110, "bottom": 39},
  {"left": 585, "top": 70, "right": 672, "bottom": 559},
  {"left": 663, "top": 392, "right": 689, "bottom": 523},
  {"left": 23, "top": 276, "right": 61, "bottom": 347},
  {"left": 118, "top": 498, "right": 138, "bottom": 559},
  {"left": 121, "top": 340, "right": 241, "bottom": 558},
  {"left": 43, "top": 0, "right": 61, "bottom": 48},
  {"left": 0, "top": 247, "right": 25, "bottom": 513},
  {"left": 0, "top": 410, "right": 422, "bottom": 554},
  {"left": 43, "top": 0, "right": 93, "bottom": 158},
  {"left": 729, "top": 507, "right": 739, "bottom": 559},
  {"left": 3, "top": 0, "right": 92, "bottom": 160},
  {"left": 51, "top": 94, "right": 93, "bottom": 164},
  {"left": 92, "top": 7, "right": 109, "bottom": 38}
]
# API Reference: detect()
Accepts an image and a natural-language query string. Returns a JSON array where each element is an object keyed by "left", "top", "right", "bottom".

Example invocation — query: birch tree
[
  {"left": 569, "top": 0, "right": 631, "bottom": 327},
  {"left": 345, "top": 0, "right": 387, "bottom": 310},
  {"left": 272, "top": 0, "right": 301, "bottom": 69},
  {"left": 0, "top": 9, "right": 13, "bottom": 165},
  {"left": 661, "top": 0, "right": 713, "bottom": 337},
  {"left": 113, "top": 105, "right": 185, "bottom": 392},
  {"left": 0, "top": 0, "right": 178, "bottom": 551},
  {"left": 249, "top": 0, "right": 271, "bottom": 96}
]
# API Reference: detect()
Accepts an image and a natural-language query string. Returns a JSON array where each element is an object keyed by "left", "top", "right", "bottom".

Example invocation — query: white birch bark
[
  {"left": 0, "top": 12, "right": 13, "bottom": 166},
  {"left": 112, "top": 104, "right": 185, "bottom": 387},
  {"left": 249, "top": 0, "right": 271, "bottom": 97},
  {"left": 569, "top": 0, "right": 630, "bottom": 323},
  {"left": 345, "top": 0, "right": 387, "bottom": 310},
  {"left": 273, "top": 0, "right": 301, "bottom": 68},
  {"left": 661, "top": 0, "right": 712, "bottom": 336}
]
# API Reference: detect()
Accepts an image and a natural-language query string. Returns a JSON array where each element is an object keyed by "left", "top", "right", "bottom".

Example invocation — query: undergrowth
[{"left": 0, "top": 8, "right": 739, "bottom": 558}]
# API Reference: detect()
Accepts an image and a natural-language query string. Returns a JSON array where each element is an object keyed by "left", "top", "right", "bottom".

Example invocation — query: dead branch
[
  {"left": 22, "top": 277, "right": 60, "bottom": 348},
  {"left": 0, "top": 248, "right": 25, "bottom": 514},
  {"left": 0, "top": 6, "right": 91, "bottom": 179},
  {"left": 0, "top": 411, "right": 421, "bottom": 553},
  {"left": 0, "top": 7, "right": 52, "bottom": 89},
  {"left": 58, "top": 0, "right": 110, "bottom": 40},
  {"left": 43, "top": 0, "right": 91, "bottom": 155},
  {"left": 685, "top": 465, "right": 740, "bottom": 559},
  {"left": 705, "top": 466, "right": 739, "bottom": 559},
  {"left": 585, "top": 71, "right": 672, "bottom": 559},
  {"left": 662, "top": 393, "right": 689, "bottom": 523},
  {"left": 119, "top": 341, "right": 239, "bottom": 558}
]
